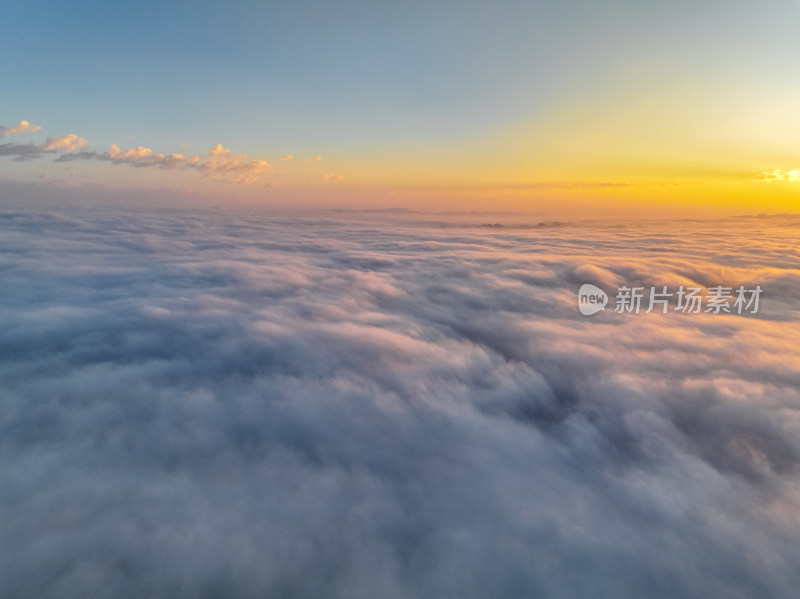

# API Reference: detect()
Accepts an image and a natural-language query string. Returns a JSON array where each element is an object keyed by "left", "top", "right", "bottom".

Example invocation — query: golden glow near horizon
[
  {"left": 323, "top": 77, "right": 800, "bottom": 215},
  {"left": 6, "top": 89, "right": 800, "bottom": 216}
]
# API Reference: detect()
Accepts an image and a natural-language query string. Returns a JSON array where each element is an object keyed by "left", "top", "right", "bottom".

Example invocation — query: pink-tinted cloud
[
  {"left": 107, "top": 144, "right": 198, "bottom": 169},
  {"left": 68, "top": 143, "right": 273, "bottom": 184},
  {"left": 1, "top": 122, "right": 279, "bottom": 185},
  {"left": 199, "top": 144, "right": 272, "bottom": 184},
  {"left": 0, "top": 120, "right": 42, "bottom": 138},
  {"left": 42, "top": 134, "right": 88, "bottom": 153}
]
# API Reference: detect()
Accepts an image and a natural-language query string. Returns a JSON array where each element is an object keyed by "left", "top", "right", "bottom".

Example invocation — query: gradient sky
[{"left": 3, "top": 0, "right": 800, "bottom": 213}]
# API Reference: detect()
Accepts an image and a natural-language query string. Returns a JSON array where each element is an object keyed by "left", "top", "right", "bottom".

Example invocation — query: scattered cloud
[
  {"left": 323, "top": 173, "right": 344, "bottom": 181},
  {"left": 43, "top": 133, "right": 88, "bottom": 154},
  {"left": 0, "top": 120, "right": 42, "bottom": 138},
  {"left": 108, "top": 144, "right": 158, "bottom": 162},
  {"left": 0, "top": 122, "right": 277, "bottom": 185},
  {"left": 101, "top": 143, "right": 273, "bottom": 183},
  {"left": 0, "top": 143, "right": 43, "bottom": 161},
  {"left": 759, "top": 169, "right": 800, "bottom": 182},
  {"left": 280, "top": 154, "right": 293, "bottom": 160},
  {"left": 200, "top": 144, "right": 272, "bottom": 184},
  {"left": 0, "top": 130, "right": 87, "bottom": 161}
]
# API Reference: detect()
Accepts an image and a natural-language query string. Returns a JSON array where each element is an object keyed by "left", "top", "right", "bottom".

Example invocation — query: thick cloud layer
[{"left": 1, "top": 208, "right": 799, "bottom": 598}]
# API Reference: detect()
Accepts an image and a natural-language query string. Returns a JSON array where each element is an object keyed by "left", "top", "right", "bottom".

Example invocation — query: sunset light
[{"left": 2, "top": 2, "right": 799, "bottom": 598}]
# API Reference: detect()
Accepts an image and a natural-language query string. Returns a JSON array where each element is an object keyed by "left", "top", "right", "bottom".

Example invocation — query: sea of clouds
[{"left": 1, "top": 207, "right": 799, "bottom": 598}]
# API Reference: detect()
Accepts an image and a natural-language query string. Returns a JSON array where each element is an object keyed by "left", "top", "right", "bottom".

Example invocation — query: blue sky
[
  {"left": 5, "top": 0, "right": 563, "bottom": 151},
  {"left": 3, "top": 0, "right": 800, "bottom": 212},
  {"left": 5, "top": 0, "right": 754, "bottom": 151}
]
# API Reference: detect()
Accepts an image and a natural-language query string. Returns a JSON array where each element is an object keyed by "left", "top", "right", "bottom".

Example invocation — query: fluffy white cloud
[{"left": 0, "top": 120, "right": 42, "bottom": 138}]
